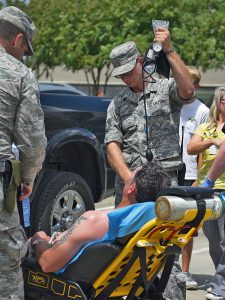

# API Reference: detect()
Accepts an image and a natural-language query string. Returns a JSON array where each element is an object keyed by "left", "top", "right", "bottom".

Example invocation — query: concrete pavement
[{"left": 186, "top": 230, "right": 214, "bottom": 300}]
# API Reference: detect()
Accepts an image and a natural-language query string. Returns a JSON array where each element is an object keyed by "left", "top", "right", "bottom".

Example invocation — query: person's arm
[
  {"left": 20, "top": 183, "right": 33, "bottom": 201},
  {"left": 105, "top": 98, "right": 133, "bottom": 183},
  {"left": 155, "top": 28, "right": 194, "bottom": 100},
  {"left": 14, "top": 71, "right": 47, "bottom": 190},
  {"left": 204, "top": 141, "right": 225, "bottom": 182},
  {"left": 107, "top": 142, "right": 132, "bottom": 183},
  {"left": 31, "top": 211, "right": 108, "bottom": 273},
  {"left": 197, "top": 153, "right": 203, "bottom": 169},
  {"left": 187, "top": 134, "right": 215, "bottom": 155}
]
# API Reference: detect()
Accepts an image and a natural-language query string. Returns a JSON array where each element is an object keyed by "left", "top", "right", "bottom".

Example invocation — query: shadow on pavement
[{"left": 192, "top": 274, "right": 214, "bottom": 290}]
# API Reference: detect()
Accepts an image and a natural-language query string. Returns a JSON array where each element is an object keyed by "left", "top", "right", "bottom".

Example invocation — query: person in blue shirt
[{"left": 30, "top": 162, "right": 171, "bottom": 273}]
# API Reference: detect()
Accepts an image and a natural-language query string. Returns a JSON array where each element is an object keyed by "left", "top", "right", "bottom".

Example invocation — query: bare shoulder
[{"left": 51, "top": 210, "right": 109, "bottom": 249}]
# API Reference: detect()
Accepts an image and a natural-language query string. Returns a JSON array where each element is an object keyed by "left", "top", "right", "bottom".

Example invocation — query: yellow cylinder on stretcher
[{"left": 155, "top": 193, "right": 225, "bottom": 222}]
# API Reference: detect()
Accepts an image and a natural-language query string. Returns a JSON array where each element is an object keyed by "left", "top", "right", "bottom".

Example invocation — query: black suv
[{"left": 29, "top": 83, "right": 114, "bottom": 235}]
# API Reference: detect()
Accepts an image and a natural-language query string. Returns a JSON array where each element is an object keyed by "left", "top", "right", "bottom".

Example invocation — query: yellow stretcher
[{"left": 22, "top": 186, "right": 225, "bottom": 300}]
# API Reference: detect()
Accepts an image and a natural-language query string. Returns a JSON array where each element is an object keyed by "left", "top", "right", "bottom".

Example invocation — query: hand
[
  {"left": 123, "top": 166, "right": 143, "bottom": 195},
  {"left": 213, "top": 139, "right": 225, "bottom": 148},
  {"left": 154, "top": 27, "right": 172, "bottom": 52},
  {"left": 19, "top": 183, "right": 33, "bottom": 201},
  {"left": 200, "top": 177, "right": 215, "bottom": 188},
  {"left": 31, "top": 231, "right": 50, "bottom": 245},
  {"left": 123, "top": 171, "right": 134, "bottom": 191}
]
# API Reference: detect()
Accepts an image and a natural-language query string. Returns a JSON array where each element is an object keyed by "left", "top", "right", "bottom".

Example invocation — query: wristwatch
[
  {"left": 164, "top": 46, "right": 175, "bottom": 56},
  {"left": 32, "top": 239, "right": 46, "bottom": 246}
]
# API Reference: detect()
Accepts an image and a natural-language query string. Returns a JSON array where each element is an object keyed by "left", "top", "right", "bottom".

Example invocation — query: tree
[
  {"left": 60, "top": 0, "right": 145, "bottom": 95},
  {"left": 26, "top": 0, "right": 74, "bottom": 79},
  {"left": 6, "top": 0, "right": 224, "bottom": 94},
  {"left": 162, "top": 0, "right": 225, "bottom": 70}
]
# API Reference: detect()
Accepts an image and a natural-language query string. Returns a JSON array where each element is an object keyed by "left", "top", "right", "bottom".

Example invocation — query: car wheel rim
[{"left": 51, "top": 189, "right": 86, "bottom": 233}]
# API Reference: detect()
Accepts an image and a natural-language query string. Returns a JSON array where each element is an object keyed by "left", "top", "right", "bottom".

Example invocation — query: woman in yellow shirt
[
  {"left": 188, "top": 87, "right": 225, "bottom": 188},
  {"left": 188, "top": 87, "right": 225, "bottom": 300}
]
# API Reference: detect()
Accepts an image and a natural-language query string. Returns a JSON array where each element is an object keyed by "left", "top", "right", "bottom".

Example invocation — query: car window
[
  {"left": 40, "top": 90, "right": 80, "bottom": 95},
  {"left": 196, "top": 87, "right": 216, "bottom": 108},
  {"left": 38, "top": 82, "right": 87, "bottom": 96}
]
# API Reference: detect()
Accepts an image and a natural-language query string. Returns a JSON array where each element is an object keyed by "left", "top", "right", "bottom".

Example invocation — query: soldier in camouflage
[
  {"left": 0, "top": 6, "right": 47, "bottom": 299},
  {"left": 105, "top": 28, "right": 194, "bottom": 300},
  {"left": 105, "top": 29, "right": 194, "bottom": 206}
]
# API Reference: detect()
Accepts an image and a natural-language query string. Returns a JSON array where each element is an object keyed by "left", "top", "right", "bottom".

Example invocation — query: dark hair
[
  {"left": 0, "top": 20, "right": 24, "bottom": 41},
  {"left": 134, "top": 162, "right": 171, "bottom": 202}
]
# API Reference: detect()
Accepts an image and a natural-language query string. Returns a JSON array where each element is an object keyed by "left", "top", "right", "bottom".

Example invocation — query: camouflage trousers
[{"left": 0, "top": 179, "right": 28, "bottom": 299}]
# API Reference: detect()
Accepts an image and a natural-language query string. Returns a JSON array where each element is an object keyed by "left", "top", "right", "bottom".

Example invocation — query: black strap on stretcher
[
  {"left": 94, "top": 245, "right": 177, "bottom": 300},
  {"left": 181, "top": 196, "right": 206, "bottom": 234},
  {"left": 127, "top": 247, "right": 176, "bottom": 300},
  {"left": 94, "top": 247, "right": 139, "bottom": 300},
  {"left": 186, "top": 197, "right": 206, "bottom": 228}
]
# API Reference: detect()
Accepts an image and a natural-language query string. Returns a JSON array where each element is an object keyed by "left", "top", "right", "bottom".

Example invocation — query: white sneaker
[
  {"left": 205, "top": 292, "right": 224, "bottom": 300},
  {"left": 183, "top": 272, "right": 198, "bottom": 290},
  {"left": 207, "top": 287, "right": 212, "bottom": 293}
]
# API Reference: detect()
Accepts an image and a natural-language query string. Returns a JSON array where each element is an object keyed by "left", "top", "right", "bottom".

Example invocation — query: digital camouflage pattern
[
  {"left": 110, "top": 41, "right": 140, "bottom": 77},
  {"left": 105, "top": 77, "right": 183, "bottom": 168},
  {"left": 0, "top": 6, "right": 36, "bottom": 55},
  {"left": 0, "top": 42, "right": 46, "bottom": 298},
  {"left": 0, "top": 177, "right": 28, "bottom": 299},
  {"left": 107, "top": 39, "right": 186, "bottom": 300},
  {"left": 105, "top": 77, "right": 184, "bottom": 199},
  {"left": 0, "top": 46, "right": 47, "bottom": 186}
]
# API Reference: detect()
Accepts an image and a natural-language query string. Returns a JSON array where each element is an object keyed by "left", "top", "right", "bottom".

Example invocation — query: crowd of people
[{"left": 0, "top": 4, "right": 224, "bottom": 300}]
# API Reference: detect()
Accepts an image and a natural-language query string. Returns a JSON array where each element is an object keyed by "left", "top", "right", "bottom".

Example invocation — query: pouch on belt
[{"left": 4, "top": 159, "right": 21, "bottom": 212}]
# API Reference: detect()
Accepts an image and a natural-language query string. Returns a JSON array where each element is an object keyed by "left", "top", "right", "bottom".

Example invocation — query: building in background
[{"left": 39, "top": 66, "right": 225, "bottom": 106}]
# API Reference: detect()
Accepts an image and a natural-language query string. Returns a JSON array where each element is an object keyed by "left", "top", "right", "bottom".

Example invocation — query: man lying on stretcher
[
  {"left": 30, "top": 162, "right": 191, "bottom": 300},
  {"left": 31, "top": 162, "right": 171, "bottom": 273}
]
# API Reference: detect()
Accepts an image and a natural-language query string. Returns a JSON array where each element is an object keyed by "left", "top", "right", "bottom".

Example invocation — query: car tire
[{"left": 31, "top": 171, "right": 94, "bottom": 235}]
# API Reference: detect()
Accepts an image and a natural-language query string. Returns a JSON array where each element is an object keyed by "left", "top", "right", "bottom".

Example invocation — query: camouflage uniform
[
  {"left": 105, "top": 41, "right": 187, "bottom": 300},
  {"left": 0, "top": 7, "right": 47, "bottom": 300},
  {"left": 105, "top": 77, "right": 184, "bottom": 202}
]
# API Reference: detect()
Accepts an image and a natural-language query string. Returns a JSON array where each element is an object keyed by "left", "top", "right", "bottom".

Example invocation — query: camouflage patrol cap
[
  {"left": 0, "top": 6, "right": 36, "bottom": 55},
  {"left": 110, "top": 41, "right": 140, "bottom": 77}
]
